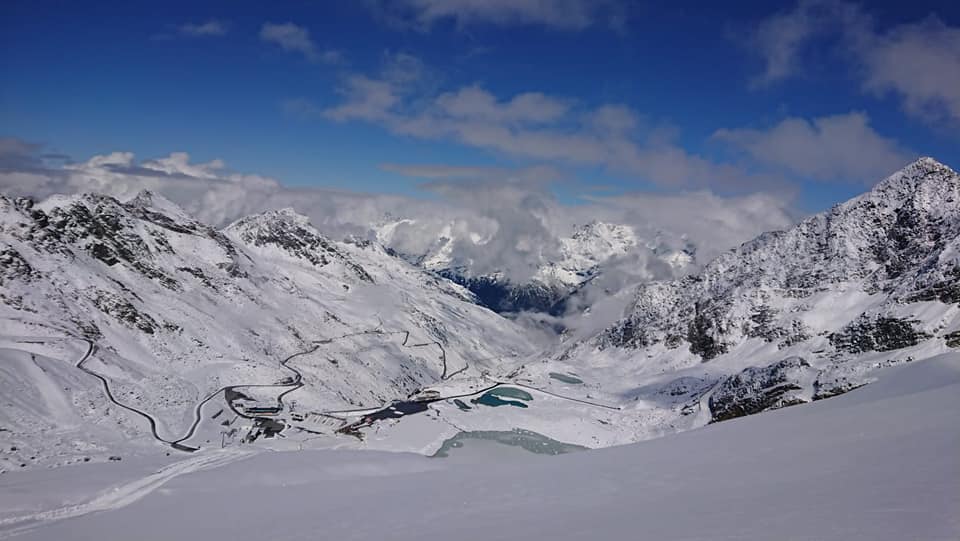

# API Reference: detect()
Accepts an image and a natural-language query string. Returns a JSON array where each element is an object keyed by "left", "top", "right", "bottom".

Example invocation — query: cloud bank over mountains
[
  {"left": 2, "top": 1, "right": 946, "bottom": 292},
  {"left": 0, "top": 136, "right": 798, "bottom": 286}
]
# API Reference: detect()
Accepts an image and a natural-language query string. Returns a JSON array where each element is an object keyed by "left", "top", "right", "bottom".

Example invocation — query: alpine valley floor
[
  {"left": 1, "top": 158, "right": 960, "bottom": 539},
  {"left": 1, "top": 353, "right": 957, "bottom": 541}
]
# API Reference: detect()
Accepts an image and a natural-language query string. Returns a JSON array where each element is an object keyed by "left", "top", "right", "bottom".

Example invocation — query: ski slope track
[{"left": 0, "top": 448, "right": 253, "bottom": 539}]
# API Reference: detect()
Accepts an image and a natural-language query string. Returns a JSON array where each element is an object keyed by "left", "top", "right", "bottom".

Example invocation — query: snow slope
[
  {"left": 1, "top": 157, "right": 958, "bottom": 473},
  {"left": 3, "top": 353, "right": 957, "bottom": 541},
  {"left": 0, "top": 191, "right": 533, "bottom": 469},
  {"left": 491, "top": 157, "right": 960, "bottom": 435},
  {"left": 358, "top": 157, "right": 960, "bottom": 452},
  {"left": 377, "top": 217, "right": 695, "bottom": 314}
]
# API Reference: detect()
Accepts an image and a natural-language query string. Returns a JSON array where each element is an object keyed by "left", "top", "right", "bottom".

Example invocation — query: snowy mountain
[
  {"left": 0, "top": 157, "right": 958, "bottom": 474},
  {"left": 0, "top": 191, "right": 533, "bottom": 469},
  {"left": 376, "top": 218, "right": 696, "bottom": 314},
  {"left": 523, "top": 157, "right": 959, "bottom": 430}
]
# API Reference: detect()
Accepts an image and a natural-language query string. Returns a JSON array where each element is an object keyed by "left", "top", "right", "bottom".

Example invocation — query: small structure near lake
[{"left": 244, "top": 405, "right": 282, "bottom": 416}]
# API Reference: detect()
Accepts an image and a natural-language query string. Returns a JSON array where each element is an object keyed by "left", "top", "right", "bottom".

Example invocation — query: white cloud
[
  {"left": 259, "top": 22, "right": 342, "bottom": 64},
  {"left": 324, "top": 75, "right": 402, "bottom": 121},
  {"left": 747, "top": 1, "right": 960, "bottom": 124},
  {"left": 179, "top": 20, "right": 229, "bottom": 37},
  {"left": 369, "top": 0, "right": 625, "bottom": 31},
  {"left": 747, "top": 1, "right": 823, "bottom": 87},
  {"left": 316, "top": 54, "right": 785, "bottom": 192},
  {"left": 0, "top": 141, "right": 798, "bottom": 288},
  {"left": 322, "top": 52, "right": 425, "bottom": 122},
  {"left": 582, "top": 190, "right": 800, "bottom": 265},
  {"left": 856, "top": 16, "right": 960, "bottom": 124},
  {"left": 712, "top": 112, "right": 914, "bottom": 184},
  {"left": 435, "top": 86, "right": 571, "bottom": 124}
]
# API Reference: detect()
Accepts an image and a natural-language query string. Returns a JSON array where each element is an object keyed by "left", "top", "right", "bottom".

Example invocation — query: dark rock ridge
[
  {"left": 552, "top": 158, "right": 960, "bottom": 424},
  {"left": 829, "top": 315, "right": 931, "bottom": 354},
  {"left": 708, "top": 357, "right": 813, "bottom": 423},
  {"left": 226, "top": 208, "right": 373, "bottom": 283},
  {"left": 0, "top": 192, "right": 385, "bottom": 336},
  {"left": 595, "top": 158, "right": 960, "bottom": 361}
]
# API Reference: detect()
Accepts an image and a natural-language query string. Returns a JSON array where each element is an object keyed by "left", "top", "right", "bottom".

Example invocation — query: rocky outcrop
[
  {"left": 708, "top": 358, "right": 814, "bottom": 422},
  {"left": 829, "top": 315, "right": 931, "bottom": 354},
  {"left": 596, "top": 158, "right": 960, "bottom": 362}
]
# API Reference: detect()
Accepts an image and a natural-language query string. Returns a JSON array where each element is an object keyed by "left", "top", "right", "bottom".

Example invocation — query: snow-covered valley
[
  {"left": 2, "top": 352, "right": 957, "bottom": 540},
  {"left": 1, "top": 158, "right": 958, "bottom": 539}
]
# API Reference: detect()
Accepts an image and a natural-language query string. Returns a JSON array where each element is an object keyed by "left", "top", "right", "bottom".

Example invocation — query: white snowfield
[
  {"left": 0, "top": 190, "right": 535, "bottom": 468},
  {"left": 0, "top": 157, "right": 958, "bottom": 539},
  {"left": 2, "top": 353, "right": 957, "bottom": 541}
]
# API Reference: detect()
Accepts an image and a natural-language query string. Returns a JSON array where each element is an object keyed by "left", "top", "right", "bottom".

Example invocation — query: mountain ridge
[
  {"left": 523, "top": 157, "right": 958, "bottom": 430},
  {"left": 0, "top": 157, "right": 958, "bottom": 470},
  {"left": 0, "top": 190, "right": 534, "bottom": 469}
]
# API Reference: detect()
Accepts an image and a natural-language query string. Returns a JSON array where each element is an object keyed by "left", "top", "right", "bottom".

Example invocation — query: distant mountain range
[
  {"left": 533, "top": 157, "right": 959, "bottom": 426},
  {"left": 376, "top": 218, "right": 696, "bottom": 314},
  {"left": 0, "top": 190, "right": 532, "bottom": 469},
  {"left": 1, "top": 157, "right": 957, "bottom": 470}
]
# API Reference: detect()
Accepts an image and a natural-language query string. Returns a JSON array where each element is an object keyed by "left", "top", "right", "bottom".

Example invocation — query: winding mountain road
[
  {"left": 73, "top": 339, "right": 199, "bottom": 452},
  {"left": 68, "top": 326, "right": 450, "bottom": 452},
  {"left": 66, "top": 325, "right": 613, "bottom": 452},
  {"left": 73, "top": 338, "right": 312, "bottom": 452}
]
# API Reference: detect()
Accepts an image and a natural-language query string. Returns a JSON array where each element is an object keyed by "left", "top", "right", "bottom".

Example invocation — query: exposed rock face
[
  {"left": 542, "top": 158, "right": 959, "bottom": 427},
  {"left": 829, "top": 315, "right": 931, "bottom": 354},
  {"left": 709, "top": 357, "right": 814, "bottom": 423},
  {"left": 226, "top": 208, "right": 373, "bottom": 283},
  {"left": 382, "top": 220, "right": 694, "bottom": 315},
  {"left": 596, "top": 158, "right": 960, "bottom": 361},
  {"left": 944, "top": 331, "right": 960, "bottom": 348}
]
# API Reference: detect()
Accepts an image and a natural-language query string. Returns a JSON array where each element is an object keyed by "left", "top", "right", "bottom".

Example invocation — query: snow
[
  {"left": 2, "top": 353, "right": 957, "bottom": 541},
  {"left": 0, "top": 158, "right": 959, "bottom": 539},
  {"left": 0, "top": 193, "right": 535, "bottom": 467}
]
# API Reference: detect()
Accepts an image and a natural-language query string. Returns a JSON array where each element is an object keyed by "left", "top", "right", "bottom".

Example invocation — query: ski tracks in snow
[{"left": 0, "top": 448, "right": 254, "bottom": 539}]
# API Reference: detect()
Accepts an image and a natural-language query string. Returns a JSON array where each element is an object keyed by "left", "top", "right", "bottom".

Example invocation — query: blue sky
[{"left": 2, "top": 0, "right": 958, "bottom": 211}]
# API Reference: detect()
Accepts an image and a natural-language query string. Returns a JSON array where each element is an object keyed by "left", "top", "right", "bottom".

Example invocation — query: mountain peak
[
  {"left": 239, "top": 207, "right": 312, "bottom": 227},
  {"left": 896, "top": 156, "right": 957, "bottom": 182},
  {"left": 224, "top": 207, "right": 353, "bottom": 270},
  {"left": 872, "top": 156, "right": 957, "bottom": 194},
  {"left": 912, "top": 156, "right": 952, "bottom": 172},
  {"left": 124, "top": 189, "right": 195, "bottom": 223},
  {"left": 127, "top": 189, "right": 160, "bottom": 208}
]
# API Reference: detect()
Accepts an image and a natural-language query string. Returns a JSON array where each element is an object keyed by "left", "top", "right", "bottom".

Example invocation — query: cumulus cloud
[
  {"left": 745, "top": 0, "right": 857, "bottom": 87},
  {"left": 435, "top": 86, "right": 571, "bottom": 124},
  {"left": 368, "top": 0, "right": 626, "bottom": 31},
  {"left": 260, "top": 22, "right": 343, "bottom": 64},
  {"left": 746, "top": 1, "right": 960, "bottom": 124},
  {"left": 582, "top": 190, "right": 800, "bottom": 263},
  {"left": 179, "top": 20, "right": 229, "bottom": 37},
  {"left": 0, "top": 137, "right": 70, "bottom": 179},
  {"left": 0, "top": 138, "right": 799, "bottom": 288},
  {"left": 713, "top": 112, "right": 915, "bottom": 184},
  {"left": 856, "top": 16, "right": 960, "bottom": 124},
  {"left": 314, "top": 53, "right": 787, "bottom": 193},
  {"left": 323, "top": 52, "right": 426, "bottom": 121}
]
